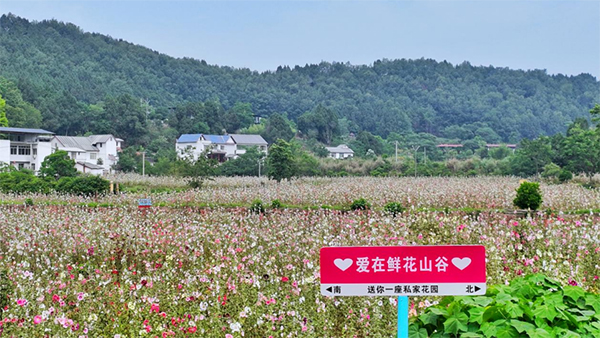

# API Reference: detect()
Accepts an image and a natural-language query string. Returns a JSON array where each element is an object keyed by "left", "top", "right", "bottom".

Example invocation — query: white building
[
  {"left": 51, "top": 134, "right": 120, "bottom": 175},
  {"left": 176, "top": 134, "right": 267, "bottom": 161},
  {"left": 0, "top": 127, "right": 55, "bottom": 172},
  {"left": 326, "top": 144, "right": 354, "bottom": 159}
]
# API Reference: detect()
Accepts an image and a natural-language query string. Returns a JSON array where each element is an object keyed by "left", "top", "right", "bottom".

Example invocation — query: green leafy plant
[
  {"left": 558, "top": 169, "right": 573, "bottom": 182},
  {"left": 24, "top": 198, "right": 33, "bottom": 206},
  {"left": 250, "top": 199, "right": 265, "bottom": 214},
  {"left": 513, "top": 181, "right": 542, "bottom": 210},
  {"left": 350, "top": 198, "right": 371, "bottom": 211},
  {"left": 410, "top": 274, "right": 600, "bottom": 337},
  {"left": 271, "top": 199, "right": 283, "bottom": 209},
  {"left": 384, "top": 201, "right": 405, "bottom": 216}
]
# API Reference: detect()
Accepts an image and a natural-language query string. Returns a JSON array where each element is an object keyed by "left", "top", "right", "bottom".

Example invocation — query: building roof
[
  {"left": 229, "top": 134, "right": 267, "bottom": 146},
  {"left": 177, "top": 134, "right": 202, "bottom": 143},
  {"left": 0, "top": 127, "right": 54, "bottom": 135},
  {"left": 88, "top": 134, "right": 114, "bottom": 144},
  {"left": 326, "top": 144, "right": 354, "bottom": 154},
  {"left": 76, "top": 161, "right": 105, "bottom": 170},
  {"left": 54, "top": 136, "right": 99, "bottom": 152},
  {"left": 203, "top": 134, "right": 231, "bottom": 144},
  {"left": 486, "top": 144, "right": 518, "bottom": 148},
  {"left": 437, "top": 144, "right": 464, "bottom": 148}
]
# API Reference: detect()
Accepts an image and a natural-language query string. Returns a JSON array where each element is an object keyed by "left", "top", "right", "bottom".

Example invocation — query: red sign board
[{"left": 320, "top": 245, "right": 486, "bottom": 296}]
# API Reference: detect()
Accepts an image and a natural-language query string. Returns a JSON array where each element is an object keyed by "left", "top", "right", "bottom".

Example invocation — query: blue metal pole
[{"left": 397, "top": 296, "right": 409, "bottom": 338}]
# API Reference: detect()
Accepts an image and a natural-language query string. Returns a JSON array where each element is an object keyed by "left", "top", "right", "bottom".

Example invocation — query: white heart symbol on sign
[
  {"left": 452, "top": 257, "right": 472, "bottom": 270},
  {"left": 334, "top": 258, "right": 353, "bottom": 271}
]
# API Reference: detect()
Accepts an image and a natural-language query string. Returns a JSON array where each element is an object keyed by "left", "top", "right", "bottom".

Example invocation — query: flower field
[{"left": 0, "top": 176, "right": 598, "bottom": 337}]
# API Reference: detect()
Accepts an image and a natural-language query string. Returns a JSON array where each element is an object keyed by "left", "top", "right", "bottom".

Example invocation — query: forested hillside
[{"left": 0, "top": 13, "right": 598, "bottom": 142}]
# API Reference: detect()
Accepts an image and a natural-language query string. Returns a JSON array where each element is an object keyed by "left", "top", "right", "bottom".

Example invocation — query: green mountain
[{"left": 0, "top": 13, "right": 598, "bottom": 142}]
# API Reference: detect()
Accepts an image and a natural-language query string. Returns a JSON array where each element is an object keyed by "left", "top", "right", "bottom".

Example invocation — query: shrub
[
  {"left": 271, "top": 199, "right": 283, "bottom": 209},
  {"left": 350, "top": 198, "right": 371, "bottom": 211},
  {"left": 558, "top": 169, "right": 573, "bottom": 182},
  {"left": 24, "top": 198, "right": 34, "bottom": 206},
  {"left": 409, "top": 274, "right": 600, "bottom": 337},
  {"left": 250, "top": 199, "right": 265, "bottom": 214},
  {"left": 384, "top": 202, "right": 405, "bottom": 216},
  {"left": 56, "top": 175, "right": 110, "bottom": 195},
  {"left": 513, "top": 181, "right": 542, "bottom": 210}
]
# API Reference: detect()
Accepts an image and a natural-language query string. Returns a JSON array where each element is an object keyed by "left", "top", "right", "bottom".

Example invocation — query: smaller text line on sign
[{"left": 320, "top": 245, "right": 486, "bottom": 296}]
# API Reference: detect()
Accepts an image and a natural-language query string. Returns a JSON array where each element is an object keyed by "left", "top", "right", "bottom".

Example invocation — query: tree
[
  {"left": 561, "top": 127, "right": 600, "bottom": 181},
  {"left": 513, "top": 181, "right": 542, "bottom": 210},
  {"left": 297, "top": 104, "right": 339, "bottom": 144},
  {"left": 263, "top": 113, "right": 294, "bottom": 144},
  {"left": 39, "top": 150, "right": 78, "bottom": 179},
  {"left": 0, "top": 94, "right": 7, "bottom": 127},
  {"left": 219, "top": 146, "right": 265, "bottom": 176},
  {"left": 170, "top": 149, "right": 218, "bottom": 188},
  {"left": 267, "top": 139, "right": 295, "bottom": 182}
]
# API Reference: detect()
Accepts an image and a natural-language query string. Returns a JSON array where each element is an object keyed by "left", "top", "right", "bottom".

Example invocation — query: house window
[
  {"left": 220, "top": 145, "right": 225, "bottom": 150},
  {"left": 10, "top": 146, "right": 17, "bottom": 155},
  {"left": 33, "top": 148, "right": 37, "bottom": 156},
  {"left": 18, "top": 146, "right": 31, "bottom": 155},
  {"left": 18, "top": 163, "right": 24, "bottom": 169},
  {"left": 90, "top": 153, "right": 97, "bottom": 160},
  {"left": 99, "top": 143, "right": 102, "bottom": 148},
  {"left": 31, "top": 164, "right": 35, "bottom": 171}
]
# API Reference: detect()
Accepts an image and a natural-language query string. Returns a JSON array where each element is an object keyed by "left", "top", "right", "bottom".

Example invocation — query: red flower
[
  {"left": 281, "top": 276, "right": 289, "bottom": 282},
  {"left": 188, "top": 327, "right": 197, "bottom": 333}
]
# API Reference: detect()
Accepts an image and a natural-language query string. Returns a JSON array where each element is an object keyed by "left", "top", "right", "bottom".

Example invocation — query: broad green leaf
[
  {"left": 469, "top": 307, "right": 485, "bottom": 324},
  {"left": 461, "top": 333, "right": 484, "bottom": 338},
  {"left": 533, "top": 304, "right": 557, "bottom": 321},
  {"left": 408, "top": 325, "right": 428, "bottom": 338},
  {"left": 505, "top": 302, "right": 524, "bottom": 318},
  {"left": 510, "top": 319, "right": 536, "bottom": 333},
  {"left": 443, "top": 312, "right": 469, "bottom": 335},
  {"left": 462, "top": 296, "right": 494, "bottom": 307},
  {"left": 480, "top": 322, "right": 498, "bottom": 338},
  {"left": 483, "top": 306, "right": 507, "bottom": 322},
  {"left": 514, "top": 282, "right": 537, "bottom": 299},
  {"left": 495, "top": 324, "right": 520, "bottom": 338},
  {"left": 563, "top": 285, "right": 585, "bottom": 302},
  {"left": 495, "top": 292, "right": 517, "bottom": 304},
  {"left": 519, "top": 300, "right": 535, "bottom": 319},
  {"left": 585, "top": 294, "right": 600, "bottom": 312},
  {"left": 552, "top": 326, "right": 581, "bottom": 338},
  {"left": 419, "top": 311, "right": 440, "bottom": 326},
  {"left": 529, "top": 328, "right": 553, "bottom": 338},
  {"left": 428, "top": 307, "right": 448, "bottom": 317}
]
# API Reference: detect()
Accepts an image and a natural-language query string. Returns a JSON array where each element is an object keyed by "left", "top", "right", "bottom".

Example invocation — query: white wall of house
[
  {"left": 176, "top": 140, "right": 211, "bottom": 161},
  {"left": 75, "top": 163, "right": 104, "bottom": 176},
  {"left": 0, "top": 140, "right": 10, "bottom": 167},
  {"left": 94, "top": 137, "right": 118, "bottom": 170}
]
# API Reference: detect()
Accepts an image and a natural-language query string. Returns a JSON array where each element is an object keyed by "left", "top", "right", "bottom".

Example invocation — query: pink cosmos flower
[
  {"left": 16, "top": 299, "right": 27, "bottom": 306},
  {"left": 33, "top": 315, "right": 43, "bottom": 324},
  {"left": 226, "top": 335, "right": 233, "bottom": 338}
]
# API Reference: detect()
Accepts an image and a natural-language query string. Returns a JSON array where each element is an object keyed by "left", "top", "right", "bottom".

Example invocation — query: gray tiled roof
[
  {"left": 230, "top": 134, "right": 267, "bottom": 146},
  {"left": 77, "top": 161, "right": 105, "bottom": 170},
  {"left": 88, "top": 134, "right": 114, "bottom": 144},
  {"left": 0, "top": 127, "right": 54, "bottom": 134},
  {"left": 54, "top": 136, "right": 99, "bottom": 152},
  {"left": 326, "top": 145, "right": 354, "bottom": 153}
]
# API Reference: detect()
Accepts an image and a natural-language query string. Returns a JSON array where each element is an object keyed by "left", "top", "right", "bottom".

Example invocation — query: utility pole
[
  {"left": 258, "top": 158, "right": 262, "bottom": 178},
  {"left": 424, "top": 147, "right": 427, "bottom": 165},
  {"left": 142, "top": 151, "right": 145, "bottom": 177},
  {"left": 411, "top": 145, "right": 420, "bottom": 177},
  {"left": 395, "top": 141, "right": 398, "bottom": 163}
]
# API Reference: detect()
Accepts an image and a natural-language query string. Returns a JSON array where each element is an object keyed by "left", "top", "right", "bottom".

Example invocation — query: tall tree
[
  {"left": 103, "top": 94, "right": 148, "bottom": 145},
  {"left": 263, "top": 113, "right": 294, "bottom": 144},
  {"left": 39, "top": 150, "right": 78, "bottom": 179},
  {"left": 267, "top": 139, "right": 295, "bottom": 182},
  {"left": 0, "top": 94, "right": 7, "bottom": 127}
]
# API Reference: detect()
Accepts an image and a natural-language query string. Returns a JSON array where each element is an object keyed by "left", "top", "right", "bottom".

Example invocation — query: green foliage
[
  {"left": 55, "top": 175, "right": 110, "bottom": 195},
  {"left": 24, "top": 198, "right": 34, "bottom": 206},
  {"left": 1, "top": 14, "right": 597, "bottom": 145},
  {"left": 39, "top": 150, "right": 78, "bottom": 180},
  {"left": 263, "top": 113, "right": 295, "bottom": 144},
  {"left": 513, "top": 181, "right": 543, "bottom": 210},
  {"left": 267, "top": 139, "right": 295, "bottom": 183},
  {"left": 350, "top": 198, "right": 371, "bottom": 211},
  {"left": 249, "top": 199, "right": 265, "bottom": 214},
  {"left": 219, "top": 146, "right": 264, "bottom": 177},
  {"left": 384, "top": 202, "right": 405, "bottom": 216},
  {"left": 271, "top": 199, "right": 283, "bottom": 209},
  {"left": 558, "top": 169, "right": 573, "bottom": 182},
  {"left": 0, "top": 269, "right": 11, "bottom": 320},
  {"left": 0, "top": 94, "right": 8, "bottom": 127},
  {"left": 410, "top": 274, "right": 600, "bottom": 337},
  {"left": 0, "top": 170, "right": 53, "bottom": 194},
  {"left": 541, "top": 163, "right": 561, "bottom": 179},
  {"left": 170, "top": 150, "right": 218, "bottom": 189}
]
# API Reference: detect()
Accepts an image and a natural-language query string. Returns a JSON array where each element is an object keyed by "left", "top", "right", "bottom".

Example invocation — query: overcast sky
[{"left": 1, "top": 1, "right": 599, "bottom": 79}]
